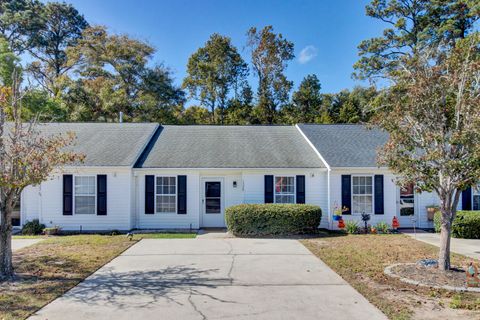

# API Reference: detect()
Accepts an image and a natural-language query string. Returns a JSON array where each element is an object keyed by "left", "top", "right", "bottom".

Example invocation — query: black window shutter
[
  {"left": 97, "top": 175, "right": 107, "bottom": 215},
  {"left": 341, "top": 175, "right": 351, "bottom": 215},
  {"left": 264, "top": 175, "right": 274, "bottom": 203},
  {"left": 374, "top": 175, "right": 384, "bottom": 215},
  {"left": 296, "top": 175, "right": 305, "bottom": 204},
  {"left": 145, "top": 175, "right": 155, "bottom": 214},
  {"left": 63, "top": 175, "right": 73, "bottom": 215},
  {"left": 462, "top": 187, "right": 472, "bottom": 210},
  {"left": 177, "top": 175, "right": 187, "bottom": 214}
]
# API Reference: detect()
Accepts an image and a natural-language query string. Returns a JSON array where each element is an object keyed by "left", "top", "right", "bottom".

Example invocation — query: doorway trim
[{"left": 200, "top": 177, "right": 225, "bottom": 228}]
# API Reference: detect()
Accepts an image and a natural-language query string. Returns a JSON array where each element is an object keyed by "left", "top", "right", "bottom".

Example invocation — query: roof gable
[
  {"left": 35, "top": 123, "right": 159, "bottom": 167},
  {"left": 297, "top": 124, "right": 389, "bottom": 168}
]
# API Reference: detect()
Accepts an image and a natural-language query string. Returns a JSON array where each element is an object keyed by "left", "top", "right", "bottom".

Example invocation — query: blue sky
[{"left": 63, "top": 0, "right": 384, "bottom": 94}]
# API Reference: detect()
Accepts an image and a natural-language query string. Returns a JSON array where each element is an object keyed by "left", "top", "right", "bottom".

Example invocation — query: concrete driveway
[{"left": 29, "top": 238, "right": 386, "bottom": 320}]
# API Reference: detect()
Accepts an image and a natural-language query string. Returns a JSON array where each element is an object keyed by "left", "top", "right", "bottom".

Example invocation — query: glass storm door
[
  {"left": 202, "top": 180, "right": 225, "bottom": 227},
  {"left": 398, "top": 183, "right": 416, "bottom": 227}
]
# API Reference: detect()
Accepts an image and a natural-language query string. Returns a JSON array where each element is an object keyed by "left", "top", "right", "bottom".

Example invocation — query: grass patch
[
  {"left": 134, "top": 233, "right": 197, "bottom": 239},
  {"left": 12, "top": 235, "right": 47, "bottom": 239},
  {"left": 0, "top": 235, "right": 136, "bottom": 320},
  {"left": 301, "top": 234, "right": 480, "bottom": 320}
]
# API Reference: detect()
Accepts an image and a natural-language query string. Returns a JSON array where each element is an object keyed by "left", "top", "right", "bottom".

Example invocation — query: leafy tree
[
  {"left": 27, "top": 2, "right": 89, "bottom": 96},
  {"left": 224, "top": 84, "right": 254, "bottom": 124},
  {"left": 287, "top": 74, "right": 322, "bottom": 123},
  {"left": 338, "top": 100, "right": 361, "bottom": 123},
  {"left": 22, "top": 89, "right": 67, "bottom": 121},
  {"left": 354, "top": 0, "right": 479, "bottom": 80},
  {"left": 179, "top": 105, "right": 211, "bottom": 124},
  {"left": 0, "top": 37, "right": 20, "bottom": 86},
  {"left": 316, "top": 109, "right": 333, "bottom": 124},
  {"left": 183, "top": 34, "right": 248, "bottom": 124},
  {"left": 373, "top": 33, "right": 480, "bottom": 271},
  {"left": 135, "top": 66, "right": 185, "bottom": 123},
  {"left": 66, "top": 26, "right": 183, "bottom": 122},
  {"left": 0, "top": 0, "right": 44, "bottom": 53},
  {"left": 247, "top": 26, "right": 294, "bottom": 124},
  {"left": 0, "top": 72, "right": 82, "bottom": 278}
]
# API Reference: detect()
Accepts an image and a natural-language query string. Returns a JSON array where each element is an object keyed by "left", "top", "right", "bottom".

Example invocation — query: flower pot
[
  {"left": 333, "top": 215, "right": 342, "bottom": 221},
  {"left": 426, "top": 207, "right": 438, "bottom": 221}
]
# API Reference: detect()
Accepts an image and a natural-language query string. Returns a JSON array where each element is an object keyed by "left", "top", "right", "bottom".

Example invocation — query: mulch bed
[{"left": 390, "top": 263, "right": 467, "bottom": 288}]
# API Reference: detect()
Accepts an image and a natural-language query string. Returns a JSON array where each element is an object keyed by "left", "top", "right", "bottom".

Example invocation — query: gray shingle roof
[
  {"left": 297, "top": 124, "right": 389, "bottom": 168},
  {"left": 136, "top": 125, "right": 325, "bottom": 168},
  {"left": 35, "top": 123, "right": 158, "bottom": 166}
]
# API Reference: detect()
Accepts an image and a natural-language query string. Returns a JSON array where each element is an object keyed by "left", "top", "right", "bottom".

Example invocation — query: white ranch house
[{"left": 15, "top": 123, "right": 477, "bottom": 231}]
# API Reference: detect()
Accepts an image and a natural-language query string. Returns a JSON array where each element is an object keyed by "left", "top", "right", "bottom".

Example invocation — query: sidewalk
[
  {"left": 12, "top": 239, "right": 43, "bottom": 251},
  {"left": 403, "top": 230, "right": 480, "bottom": 260}
]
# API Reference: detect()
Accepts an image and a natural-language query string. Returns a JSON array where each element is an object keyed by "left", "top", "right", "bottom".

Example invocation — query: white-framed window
[
  {"left": 352, "top": 175, "right": 373, "bottom": 215},
  {"left": 274, "top": 176, "right": 295, "bottom": 204},
  {"left": 473, "top": 184, "right": 480, "bottom": 210},
  {"left": 74, "top": 176, "right": 96, "bottom": 215},
  {"left": 156, "top": 176, "right": 176, "bottom": 213}
]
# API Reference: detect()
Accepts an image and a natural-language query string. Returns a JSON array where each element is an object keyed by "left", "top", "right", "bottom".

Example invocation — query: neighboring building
[{"left": 18, "top": 123, "right": 472, "bottom": 231}]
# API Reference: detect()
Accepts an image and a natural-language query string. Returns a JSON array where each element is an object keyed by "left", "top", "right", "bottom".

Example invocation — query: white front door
[
  {"left": 201, "top": 179, "right": 225, "bottom": 228},
  {"left": 397, "top": 183, "right": 417, "bottom": 227}
]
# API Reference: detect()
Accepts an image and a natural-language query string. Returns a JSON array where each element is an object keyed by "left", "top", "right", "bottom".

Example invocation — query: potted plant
[{"left": 426, "top": 205, "right": 439, "bottom": 221}]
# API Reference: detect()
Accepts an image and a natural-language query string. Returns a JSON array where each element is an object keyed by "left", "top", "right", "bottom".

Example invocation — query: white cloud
[{"left": 298, "top": 45, "right": 318, "bottom": 64}]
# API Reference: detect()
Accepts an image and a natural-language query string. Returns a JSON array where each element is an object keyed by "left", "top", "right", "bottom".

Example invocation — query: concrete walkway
[
  {"left": 29, "top": 238, "right": 386, "bottom": 320},
  {"left": 12, "top": 238, "right": 43, "bottom": 251},
  {"left": 404, "top": 231, "right": 480, "bottom": 260}
]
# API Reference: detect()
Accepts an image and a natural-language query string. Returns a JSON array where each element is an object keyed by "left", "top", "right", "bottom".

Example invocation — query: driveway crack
[{"left": 188, "top": 288, "right": 208, "bottom": 320}]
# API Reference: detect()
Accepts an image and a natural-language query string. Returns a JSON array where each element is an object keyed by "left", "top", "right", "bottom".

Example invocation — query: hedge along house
[
  {"left": 19, "top": 123, "right": 159, "bottom": 231},
  {"left": 296, "top": 124, "right": 472, "bottom": 230},
  {"left": 133, "top": 125, "right": 328, "bottom": 229}
]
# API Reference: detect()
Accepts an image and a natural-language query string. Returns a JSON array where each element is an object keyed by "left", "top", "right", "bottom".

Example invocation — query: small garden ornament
[
  {"left": 332, "top": 204, "right": 348, "bottom": 221},
  {"left": 466, "top": 262, "right": 480, "bottom": 288},
  {"left": 392, "top": 216, "right": 400, "bottom": 230},
  {"left": 361, "top": 212, "right": 371, "bottom": 234},
  {"left": 337, "top": 218, "right": 345, "bottom": 229}
]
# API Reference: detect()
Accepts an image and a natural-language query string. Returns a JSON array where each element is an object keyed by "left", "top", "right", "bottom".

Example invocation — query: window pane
[
  {"left": 75, "top": 176, "right": 95, "bottom": 195},
  {"left": 75, "top": 195, "right": 95, "bottom": 214},
  {"left": 156, "top": 195, "right": 176, "bottom": 213},
  {"left": 206, "top": 182, "right": 221, "bottom": 197},
  {"left": 156, "top": 176, "right": 176, "bottom": 195},
  {"left": 206, "top": 198, "right": 221, "bottom": 213},
  {"left": 474, "top": 195, "right": 480, "bottom": 211}
]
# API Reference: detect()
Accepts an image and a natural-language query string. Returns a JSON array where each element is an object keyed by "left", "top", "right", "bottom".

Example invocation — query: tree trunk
[
  {"left": 438, "top": 217, "right": 452, "bottom": 271},
  {"left": 0, "top": 204, "right": 13, "bottom": 279}
]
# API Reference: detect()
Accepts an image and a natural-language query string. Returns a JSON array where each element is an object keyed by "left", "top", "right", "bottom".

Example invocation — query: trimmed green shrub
[
  {"left": 434, "top": 211, "right": 480, "bottom": 239},
  {"left": 22, "top": 219, "right": 45, "bottom": 235},
  {"left": 225, "top": 204, "right": 321, "bottom": 236}
]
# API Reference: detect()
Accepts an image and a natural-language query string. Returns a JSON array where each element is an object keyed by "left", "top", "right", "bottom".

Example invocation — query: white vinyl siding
[
  {"left": 156, "top": 176, "right": 176, "bottom": 213},
  {"left": 274, "top": 176, "right": 295, "bottom": 204},
  {"left": 74, "top": 176, "right": 96, "bottom": 215},
  {"left": 352, "top": 175, "right": 373, "bottom": 215}
]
